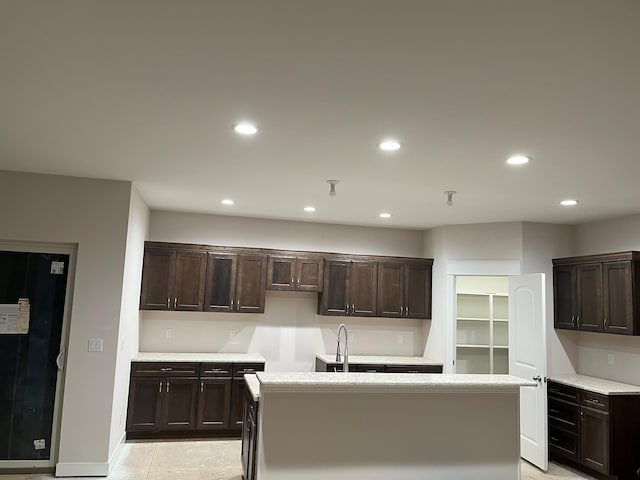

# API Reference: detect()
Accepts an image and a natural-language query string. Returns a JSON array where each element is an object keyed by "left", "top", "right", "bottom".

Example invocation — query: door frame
[
  {"left": 0, "top": 240, "right": 77, "bottom": 470},
  {"left": 446, "top": 261, "right": 521, "bottom": 374}
]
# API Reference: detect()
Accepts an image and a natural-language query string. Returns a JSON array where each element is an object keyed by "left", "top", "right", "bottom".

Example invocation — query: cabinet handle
[
  {"left": 201, "top": 381, "right": 204, "bottom": 393},
  {"left": 577, "top": 316, "right": 581, "bottom": 328},
  {"left": 291, "top": 277, "right": 294, "bottom": 285},
  {"left": 352, "top": 303, "right": 355, "bottom": 315},
  {"left": 159, "top": 381, "right": 162, "bottom": 393},
  {"left": 160, "top": 367, "right": 173, "bottom": 371},
  {"left": 401, "top": 306, "right": 404, "bottom": 316},
  {"left": 571, "top": 316, "right": 576, "bottom": 328},
  {"left": 406, "top": 306, "right": 409, "bottom": 317},
  {"left": 585, "top": 398, "right": 602, "bottom": 405},
  {"left": 231, "top": 299, "right": 235, "bottom": 309},
  {"left": 236, "top": 300, "right": 240, "bottom": 311},
  {"left": 167, "top": 297, "right": 170, "bottom": 309},
  {"left": 549, "top": 408, "right": 560, "bottom": 415},
  {"left": 551, "top": 436, "right": 560, "bottom": 443},
  {"left": 174, "top": 297, "right": 177, "bottom": 309},
  {"left": 603, "top": 316, "right": 607, "bottom": 329},
  {"left": 346, "top": 304, "right": 350, "bottom": 315},
  {"left": 580, "top": 410, "right": 584, "bottom": 421},
  {"left": 167, "top": 381, "right": 170, "bottom": 393},
  {"left": 297, "top": 277, "right": 300, "bottom": 285}
]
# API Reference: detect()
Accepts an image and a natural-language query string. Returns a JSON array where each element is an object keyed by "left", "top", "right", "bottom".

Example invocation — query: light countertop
[
  {"left": 133, "top": 352, "right": 266, "bottom": 363},
  {"left": 256, "top": 372, "right": 535, "bottom": 393},
  {"left": 245, "top": 374, "right": 260, "bottom": 401},
  {"left": 549, "top": 374, "right": 640, "bottom": 395},
  {"left": 316, "top": 354, "right": 442, "bottom": 365}
]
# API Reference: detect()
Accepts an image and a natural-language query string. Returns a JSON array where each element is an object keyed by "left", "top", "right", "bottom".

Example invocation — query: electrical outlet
[
  {"left": 397, "top": 334, "right": 403, "bottom": 345},
  {"left": 229, "top": 329, "right": 237, "bottom": 340},
  {"left": 165, "top": 328, "right": 173, "bottom": 339},
  {"left": 88, "top": 338, "right": 103, "bottom": 352},
  {"left": 608, "top": 353, "right": 615, "bottom": 365}
]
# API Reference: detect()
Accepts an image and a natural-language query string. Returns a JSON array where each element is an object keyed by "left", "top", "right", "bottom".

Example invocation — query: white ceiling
[{"left": 1, "top": 1, "right": 640, "bottom": 230}]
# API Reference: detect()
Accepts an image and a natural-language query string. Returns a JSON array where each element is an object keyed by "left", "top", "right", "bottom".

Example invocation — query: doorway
[
  {"left": 454, "top": 276, "right": 509, "bottom": 374},
  {"left": 0, "top": 243, "right": 75, "bottom": 470}
]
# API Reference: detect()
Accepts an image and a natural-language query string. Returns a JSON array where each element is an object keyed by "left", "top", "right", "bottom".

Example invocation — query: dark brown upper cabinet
[
  {"left": 377, "top": 260, "right": 432, "bottom": 319},
  {"left": 319, "top": 259, "right": 378, "bottom": 317},
  {"left": 266, "top": 255, "right": 324, "bottom": 292},
  {"left": 205, "top": 253, "right": 267, "bottom": 314},
  {"left": 553, "top": 252, "right": 640, "bottom": 335},
  {"left": 140, "top": 247, "right": 207, "bottom": 311}
]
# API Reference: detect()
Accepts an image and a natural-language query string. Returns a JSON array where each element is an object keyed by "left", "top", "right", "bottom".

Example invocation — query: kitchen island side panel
[{"left": 256, "top": 389, "right": 520, "bottom": 480}]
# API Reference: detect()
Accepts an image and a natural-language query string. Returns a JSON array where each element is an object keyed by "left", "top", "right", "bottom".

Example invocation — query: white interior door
[{"left": 509, "top": 274, "right": 548, "bottom": 471}]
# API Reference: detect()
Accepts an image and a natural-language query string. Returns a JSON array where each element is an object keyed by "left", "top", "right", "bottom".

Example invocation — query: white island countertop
[
  {"left": 132, "top": 352, "right": 265, "bottom": 363},
  {"left": 549, "top": 374, "right": 640, "bottom": 395},
  {"left": 316, "top": 354, "right": 442, "bottom": 365},
  {"left": 256, "top": 372, "right": 535, "bottom": 393}
]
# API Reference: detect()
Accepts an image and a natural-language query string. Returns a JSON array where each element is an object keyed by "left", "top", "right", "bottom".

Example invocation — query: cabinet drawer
[
  {"left": 385, "top": 365, "right": 443, "bottom": 373},
  {"left": 131, "top": 362, "right": 199, "bottom": 377},
  {"left": 580, "top": 391, "right": 609, "bottom": 412},
  {"left": 200, "top": 363, "right": 232, "bottom": 377},
  {"left": 549, "top": 426, "right": 580, "bottom": 462},
  {"left": 350, "top": 364, "right": 385, "bottom": 373},
  {"left": 548, "top": 397, "right": 580, "bottom": 434},
  {"left": 233, "top": 363, "right": 265, "bottom": 377},
  {"left": 548, "top": 382, "right": 579, "bottom": 403}
]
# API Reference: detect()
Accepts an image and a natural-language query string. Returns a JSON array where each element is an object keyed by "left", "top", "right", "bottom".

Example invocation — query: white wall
[
  {"left": 423, "top": 223, "right": 523, "bottom": 370},
  {"left": 143, "top": 211, "right": 428, "bottom": 370},
  {"left": 573, "top": 214, "right": 640, "bottom": 385},
  {"left": 0, "top": 170, "right": 134, "bottom": 475},
  {"left": 521, "top": 222, "right": 577, "bottom": 375},
  {"left": 149, "top": 210, "right": 424, "bottom": 257},
  {"left": 108, "top": 186, "right": 149, "bottom": 461}
]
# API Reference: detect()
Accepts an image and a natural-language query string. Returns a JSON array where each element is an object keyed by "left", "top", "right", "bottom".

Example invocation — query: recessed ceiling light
[
  {"left": 378, "top": 140, "right": 401, "bottom": 151},
  {"left": 233, "top": 123, "right": 258, "bottom": 135},
  {"left": 379, "top": 212, "right": 392, "bottom": 218},
  {"left": 221, "top": 199, "right": 235, "bottom": 205},
  {"left": 304, "top": 206, "right": 317, "bottom": 212},
  {"left": 560, "top": 199, "right": 579, "bottom": 206},
  {"left": 506, "top": 155, "right": 531, "bottom": 165}
]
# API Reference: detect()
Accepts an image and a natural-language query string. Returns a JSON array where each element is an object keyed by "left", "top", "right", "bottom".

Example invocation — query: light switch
[{"left": 88, "top": 338, "right": 103, "bottom": 352}]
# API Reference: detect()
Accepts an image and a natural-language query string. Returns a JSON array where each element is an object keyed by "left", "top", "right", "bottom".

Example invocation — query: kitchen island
[{"left": 252, "top": 372, "right": 534, "bottom": 480}]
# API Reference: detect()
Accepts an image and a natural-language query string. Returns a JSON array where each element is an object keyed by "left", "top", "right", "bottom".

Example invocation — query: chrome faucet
[{"left": 336, "top": 323, "right": 349, "bottom": 372}]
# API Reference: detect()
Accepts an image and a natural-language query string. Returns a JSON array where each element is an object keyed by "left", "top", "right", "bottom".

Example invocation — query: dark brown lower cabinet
[
  {"left": 548, "top": 381, "right": 640, "bottom": 479},
  {"left": 241, "top": 387, "right": 258, "bottom": 480},
  {"left": 127, "top": 361, "right": 264, "bottom": 438},
  {"left": 196, "top": 378, "right": 232, "bottom": 430}
]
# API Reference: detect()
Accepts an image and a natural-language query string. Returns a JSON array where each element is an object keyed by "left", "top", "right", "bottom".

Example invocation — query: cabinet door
[
  {"left": 580, "top": 408, "right": 609, "bottom": 475},
  {"left": 576, "top": 264, "right": 603, "bottom": 332},
  {"left": 350, "top": 261, "right": 377, "bottom": 316},
  {"left": 603, "top": 261, "right": 634, "bottom": 335},
  {"left": 196, "top": 378, "right": 232, "bottom": 430},
  {"left": 554, "top": 265, "right": 577, "bottom": 330},
  {"left": 405, "top": 262, "right": 431, "bottom": 319},
  {"left": 140, "top": 249, "right": 175, "bottom": 310},
  {"left": 162, "top": 378, "right": 198, "bottom": 430},
  {"left": 126, "top": 378, "right": 163, "bottom": 431},
  {"left": 377, "top": 262, "right": 403, "bottom": 317},
  {"left": 266, "top": 256, "right": 296, "bottom": 290},
  {"left": 230, "top": 378, "right": 246, "bottom": 429},
  {"left": 174, "top": 251, "right": 207, "bottom": 311},
  {"left": 320, "top": 260, "right": 350, "bottom": 315},
  {"left": 236, "top": 254, "right": 267, "bottom": 313},
  {"left": 296, "top": 256, "right": 324, "bottom": 292},
  {"left": 204, "top": 253, "right": 237, "bottom": 312}
]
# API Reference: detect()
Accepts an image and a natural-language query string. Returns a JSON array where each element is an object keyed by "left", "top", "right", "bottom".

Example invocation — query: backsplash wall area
[{"left": 140, "top": 291, "right": 424, "bottom": 372}]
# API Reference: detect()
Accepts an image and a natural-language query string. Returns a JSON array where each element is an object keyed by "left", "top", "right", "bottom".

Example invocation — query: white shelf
[{"left": 456, "top": 288, "right": 509, "bottom": 375}]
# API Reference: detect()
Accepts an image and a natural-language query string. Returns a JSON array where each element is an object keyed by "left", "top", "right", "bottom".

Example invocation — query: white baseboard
[
  {"left": 55, "top": 462, "right": 109, "bottom": 477},
  {"left": 55, "top": 431, "right": 127, "bottom": 477}
]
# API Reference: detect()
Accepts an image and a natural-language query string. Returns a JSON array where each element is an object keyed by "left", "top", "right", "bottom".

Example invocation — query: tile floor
[{"left": 0, "top": 439, "right": 597, "bottom": 480}]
